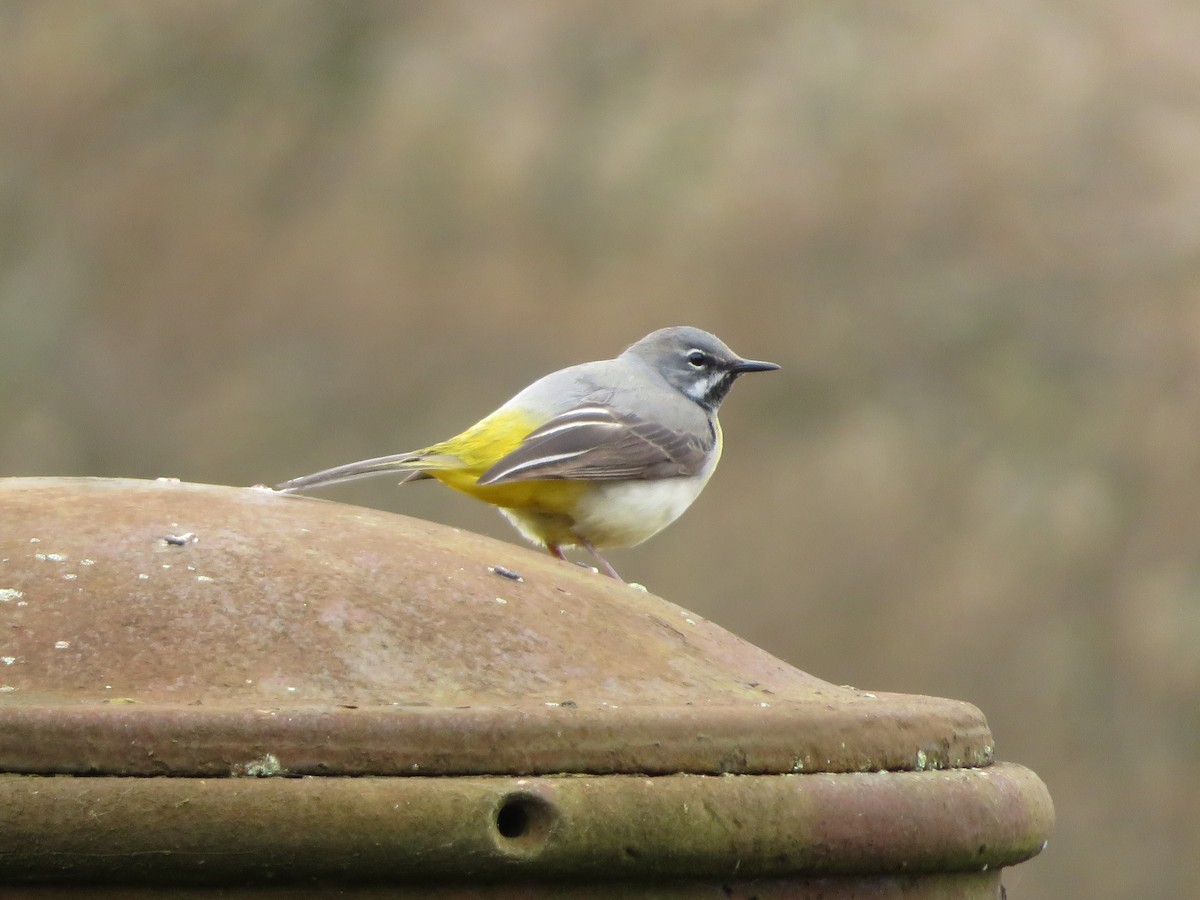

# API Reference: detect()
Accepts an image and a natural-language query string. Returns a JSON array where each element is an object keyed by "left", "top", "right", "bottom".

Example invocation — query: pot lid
[{"left": 0, "top": 477, "right": 992, "bottom": 777}]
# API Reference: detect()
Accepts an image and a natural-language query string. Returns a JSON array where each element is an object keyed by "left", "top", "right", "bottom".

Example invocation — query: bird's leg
[
  {"left": 579, "top": 538, "right": 624, "bottom": 582},
  {"left": 546, "top": 540, "right": 624, "bottom": 582}
]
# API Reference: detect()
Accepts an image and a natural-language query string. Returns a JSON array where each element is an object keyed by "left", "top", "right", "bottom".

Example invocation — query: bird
[{"left": 276, "top": 326, "right": 779, "bottom": 581}]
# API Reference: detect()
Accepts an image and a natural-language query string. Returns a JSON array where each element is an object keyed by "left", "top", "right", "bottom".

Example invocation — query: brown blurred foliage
[{"left": 3, "top": 2, "right": 1199, "bottom": 896}]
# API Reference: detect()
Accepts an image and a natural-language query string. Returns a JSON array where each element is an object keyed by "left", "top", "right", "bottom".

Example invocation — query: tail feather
[{"left": 276, "top": 451, "right": 456, "bottom": 493}]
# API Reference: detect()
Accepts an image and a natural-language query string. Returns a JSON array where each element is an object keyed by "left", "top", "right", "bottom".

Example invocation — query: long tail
[{"left": 276, "top": 451, "right": 455, "bottom": 493}]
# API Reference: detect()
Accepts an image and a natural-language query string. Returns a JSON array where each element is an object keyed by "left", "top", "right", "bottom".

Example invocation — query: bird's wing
[{"left": 477, "top": 402, "right": 712, "bottom": 485}]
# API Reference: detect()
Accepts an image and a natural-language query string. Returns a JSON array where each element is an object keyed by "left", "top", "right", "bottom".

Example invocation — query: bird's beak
[{"left": 729, "top": 357, "right": 781, "bottom": 374}]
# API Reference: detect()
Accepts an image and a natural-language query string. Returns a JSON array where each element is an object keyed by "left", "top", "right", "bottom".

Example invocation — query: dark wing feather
[{"left": 478, "top": 403, "right": 711, "bottom": 485}]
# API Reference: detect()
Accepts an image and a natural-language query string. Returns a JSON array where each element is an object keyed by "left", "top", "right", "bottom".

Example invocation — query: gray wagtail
[{"left": 277, "top": 326, "right": 779, "bottom": 580}]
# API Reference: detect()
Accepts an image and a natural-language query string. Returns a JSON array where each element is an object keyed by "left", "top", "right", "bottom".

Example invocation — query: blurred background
[{"left": 2, "top": 1, "right": 1198, "bottom": 895}]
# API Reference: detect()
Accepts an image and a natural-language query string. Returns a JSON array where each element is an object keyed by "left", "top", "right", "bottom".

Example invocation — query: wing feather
[{"left": 478, "top": 402, "right": 711, "bottom": 485}]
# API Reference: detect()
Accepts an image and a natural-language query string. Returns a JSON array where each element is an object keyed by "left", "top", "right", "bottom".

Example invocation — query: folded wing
[{"left": 477, "top": 403, "right": 711, "bottom": 485}]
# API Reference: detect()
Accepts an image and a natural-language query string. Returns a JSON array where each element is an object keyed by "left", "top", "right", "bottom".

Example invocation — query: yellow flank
[{"left": 417, "top": 408, "right": 589, "bottom": 514}]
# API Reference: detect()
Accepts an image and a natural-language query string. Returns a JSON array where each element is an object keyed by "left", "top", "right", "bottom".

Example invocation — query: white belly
[
  {"left": 570, "top": 473, "right": 713, "bottom": 548},
  {"left": 498, "top": 418, "right": 723, "bottom": 551}
]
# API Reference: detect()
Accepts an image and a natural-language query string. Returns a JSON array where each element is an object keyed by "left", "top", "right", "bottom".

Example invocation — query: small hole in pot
[
  {"left": 492, "top": 791, "right": 555, "bottom": 854},
  {"left": 496, "top": 798, "right": 531, "bottom": 838}
]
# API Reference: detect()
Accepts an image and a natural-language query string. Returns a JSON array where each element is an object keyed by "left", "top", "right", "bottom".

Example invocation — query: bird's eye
[{"left": 686, "top": 350, "right": 707, "bottom": 368}]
